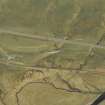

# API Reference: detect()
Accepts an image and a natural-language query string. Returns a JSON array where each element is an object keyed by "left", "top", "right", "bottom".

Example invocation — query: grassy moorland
[{"left": 0, "top": 0, "right": 105, "bottom": 105}]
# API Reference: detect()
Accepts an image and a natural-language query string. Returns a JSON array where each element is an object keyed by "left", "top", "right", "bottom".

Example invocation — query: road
[{"left": 0, "top": 28, "right": 105, "bottom": 49}]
